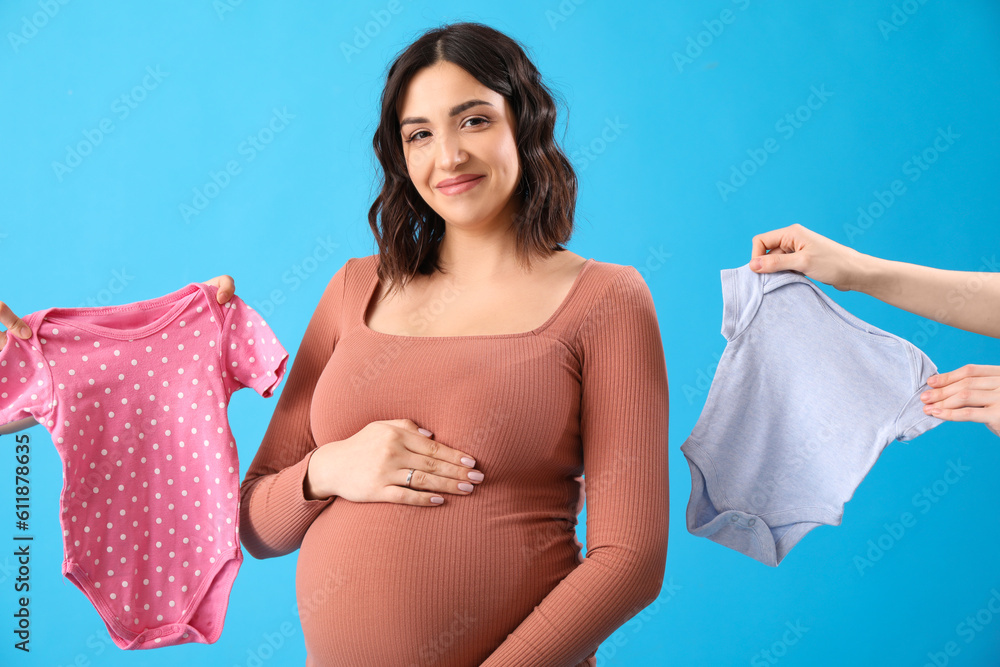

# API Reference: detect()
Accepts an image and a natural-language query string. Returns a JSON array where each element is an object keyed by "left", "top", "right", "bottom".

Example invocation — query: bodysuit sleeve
[
  {"left": 481, "top": 267, "right": 670, "bottom": 667},
  {"left": 0, "top": 318, "right": 53, "bottom": 427},
  {"left": 220, "top": 295, "right": 290, "bottom": 398},
  {"left": 894, "top": 340, "right": 944, "bottom": 442},
  {"left": 720, "top": 263, "right": 765, "bottom": 341},
  {"left": 238, "top": 260, "right": 347, "bottom": 559}
]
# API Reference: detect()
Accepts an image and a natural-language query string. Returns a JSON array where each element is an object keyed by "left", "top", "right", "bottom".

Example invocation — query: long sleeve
[
  {"left": 481, "top": 266, "right": 670, "bottom": 667},
  {"left": 238, "top": 260, "right": 347, "bottom": 559}
]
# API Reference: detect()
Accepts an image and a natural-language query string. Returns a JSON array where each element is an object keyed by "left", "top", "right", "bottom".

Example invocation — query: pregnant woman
[{"left": 235, "top": 22, "right": 669, "bottom": 666}]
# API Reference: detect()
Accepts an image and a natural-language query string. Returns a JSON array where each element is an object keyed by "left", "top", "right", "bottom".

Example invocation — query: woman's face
[{"left": 397, "top": 60, "right": 521, "bottom": 231}]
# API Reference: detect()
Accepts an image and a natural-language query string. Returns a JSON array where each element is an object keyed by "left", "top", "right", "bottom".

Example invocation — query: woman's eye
[{"left": 405, "top": 117, "right": 490, "bottom": 143}]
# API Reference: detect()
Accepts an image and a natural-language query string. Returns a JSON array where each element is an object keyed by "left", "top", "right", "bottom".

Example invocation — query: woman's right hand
[{"left": 305, "top": 418, "right": 484, "bottom": 506}]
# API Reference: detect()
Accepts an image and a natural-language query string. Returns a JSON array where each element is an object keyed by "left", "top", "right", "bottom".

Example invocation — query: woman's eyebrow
[{"left": 400, "top": 99, "right": 495, "bottom": 128}]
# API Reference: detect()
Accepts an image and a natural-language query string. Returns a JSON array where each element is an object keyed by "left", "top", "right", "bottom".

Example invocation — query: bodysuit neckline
[{"left": 36, "top": 282, "right": 213, "bottom": 341}]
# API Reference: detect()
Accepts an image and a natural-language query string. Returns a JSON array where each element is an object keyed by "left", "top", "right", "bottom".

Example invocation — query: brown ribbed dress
[{"left": 238, "top": 254, "right": 669, "bottom": 667}]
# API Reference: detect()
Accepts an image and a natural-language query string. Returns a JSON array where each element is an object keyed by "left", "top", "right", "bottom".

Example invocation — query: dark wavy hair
[{"left": 368, "top": 21, "right": 577, "bottom": 296}]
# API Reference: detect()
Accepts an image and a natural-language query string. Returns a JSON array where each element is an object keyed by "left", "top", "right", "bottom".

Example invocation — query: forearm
[
  {"left": 852, "top": 254, "right": 1000, "bottom": 338},
  {"left": 0, "top": 417, "right": 40, "bottom": 436},
  {"left": 238, "top": 447, "right": 334, "bottom": 559},
  {"left": 480, "top": 554, "right": 665, "bottom": 667},
  {"left": 304, "top": 441, "right": 338, "bottom": 500}
]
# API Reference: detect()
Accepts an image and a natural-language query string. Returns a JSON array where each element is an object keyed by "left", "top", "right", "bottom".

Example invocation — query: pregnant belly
[{"left": 296, "top": 495, "right": 583, "bottom": 667}]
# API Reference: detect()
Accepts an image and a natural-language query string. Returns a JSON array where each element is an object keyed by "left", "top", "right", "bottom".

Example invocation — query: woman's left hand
[{"left": 921, "top": 364, "right": 1000, "bottom": 438}]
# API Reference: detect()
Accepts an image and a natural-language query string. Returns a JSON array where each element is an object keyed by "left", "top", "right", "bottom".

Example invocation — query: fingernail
[
  {"left": 750, "top": 258, "right": 761, "bottom": 270},
  {"left": 461, "top": 457, "right": 476, "bottom": 467},
  {"left": 920, "top": 392, "right": 929, "bottom": 401},
  {"left": 467, "top": 471, "right": 484, "bottom": 482},
  {"left": 458, "top": 483, "right": 474, "bottom": 492},
  {"left": 931, "top": 409, "right": 942, "bottom": 415},
  {"left": 430, "top": 496, "right": 444, "bottom": 504},
  {"left": 18, "top": 325, "right": 31, "bottom": 338},
  {"left": 418, "top": 428, "right": 432, "bottom": 437}
]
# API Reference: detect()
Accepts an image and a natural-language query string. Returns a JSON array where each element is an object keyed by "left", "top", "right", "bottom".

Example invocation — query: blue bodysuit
[{"left": 681, "top": 263, "right": 944, "bottom": 566}]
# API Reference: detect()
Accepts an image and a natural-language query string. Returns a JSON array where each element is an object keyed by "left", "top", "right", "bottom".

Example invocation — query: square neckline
[{"left": 359, "top": 257, "right": 595, "bottom": 341}]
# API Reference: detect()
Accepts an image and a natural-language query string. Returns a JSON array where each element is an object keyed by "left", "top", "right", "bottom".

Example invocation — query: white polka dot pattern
[{"left": 0, "top": 284, "right": 289, "bottom": 649}]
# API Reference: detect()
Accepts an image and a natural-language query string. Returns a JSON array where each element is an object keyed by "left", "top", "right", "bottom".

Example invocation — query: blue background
[{"left": 1, "top": 1, "right": 999, "bottom": 665}]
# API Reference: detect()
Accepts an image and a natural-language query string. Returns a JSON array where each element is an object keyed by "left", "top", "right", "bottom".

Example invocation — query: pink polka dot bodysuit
[{"left": 0, "top": 282, "right": 289, "bottom": 649}]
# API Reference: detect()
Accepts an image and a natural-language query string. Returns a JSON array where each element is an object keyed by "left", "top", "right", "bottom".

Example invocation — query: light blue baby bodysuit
[{"left": 681, "top": 263, "right": 944, "bottom": 566}]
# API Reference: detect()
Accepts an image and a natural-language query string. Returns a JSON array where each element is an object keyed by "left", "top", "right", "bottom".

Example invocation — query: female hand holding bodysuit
[
  {"left": 0, "top": 275, "right": 238, "bottom": 435},
  {"left": 749, "top": 223, "right": 1000, "bottom": 438}
]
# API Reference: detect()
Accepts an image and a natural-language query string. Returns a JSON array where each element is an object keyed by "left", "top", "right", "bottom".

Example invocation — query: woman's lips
[{"left": 437, "top": 175, "right": 484, "bottom": 196}]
